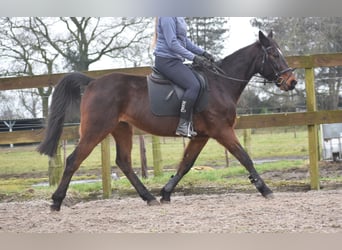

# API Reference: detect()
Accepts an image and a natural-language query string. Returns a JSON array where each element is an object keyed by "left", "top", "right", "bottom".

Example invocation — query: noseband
[{"left": 260, "top": 45, "right": 295, "bottom": 88}]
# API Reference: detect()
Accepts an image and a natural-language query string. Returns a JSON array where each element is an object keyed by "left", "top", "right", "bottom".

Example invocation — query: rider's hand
[
  {"left": 193, "top": 55, "right": 212, "bottom": 68},
  {"left": 202, "top": 51, "right": 215, "bottom": 62}
]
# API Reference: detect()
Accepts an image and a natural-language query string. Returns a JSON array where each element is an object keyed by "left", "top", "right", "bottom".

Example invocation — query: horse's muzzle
[
  {"left": 285, "top": 74, "right": 297, "bottom": 91},
  {"left": 288, "top": 79, "right": 297, "bottom": 90},
  {"left": 277, "top": 71, "right": 297, "bottom": 91}
]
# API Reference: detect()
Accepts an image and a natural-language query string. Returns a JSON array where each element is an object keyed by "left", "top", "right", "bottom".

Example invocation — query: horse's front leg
[
  {"left": 160, "top": 136, "right": 209, "bottom": 203},
  {"left": 215, "top": 128, "right": 274, "bottom": 199}
]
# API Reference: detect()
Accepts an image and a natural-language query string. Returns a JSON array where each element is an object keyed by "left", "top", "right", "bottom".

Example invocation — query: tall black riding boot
[{"left": 175, "top": 98, "right": 197, "bottom": 138}]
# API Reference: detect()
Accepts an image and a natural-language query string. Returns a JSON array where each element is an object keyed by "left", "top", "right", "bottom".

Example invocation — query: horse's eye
[{"left": 269, "top": 49, "right": 279, "bottom": 58}]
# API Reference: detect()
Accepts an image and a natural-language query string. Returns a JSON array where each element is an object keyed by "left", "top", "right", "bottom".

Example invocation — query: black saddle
[{"left": 147, "top": 66, "right": 209, "bottom": 116}]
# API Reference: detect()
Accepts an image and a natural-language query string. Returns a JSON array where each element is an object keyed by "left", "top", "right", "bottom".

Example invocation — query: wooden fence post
[
  {"left": 48, "top": 141, "right": 63, "bottom": 186},
  {"left": 225, "top": 150, "right": 229, "bottom": 168},
  {"left": 305, "top": 67, "right": 320, "bottom": 190},
  {"left": 152, "top": 135, "right": 163, "bottom": 177},
  {"left": 243, "top": 128, "right": 252, "bottom": 156},
  {"left": 101, "top": 136, "right": 112, "bottom": 198},
  {"left": 139, "top": 135, "right": 148, "bottom": 179}
]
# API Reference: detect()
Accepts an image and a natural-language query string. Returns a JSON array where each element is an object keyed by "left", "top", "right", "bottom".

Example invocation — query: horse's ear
[{"left": 259, "top": 31, "right": 271, "bottom": 47}]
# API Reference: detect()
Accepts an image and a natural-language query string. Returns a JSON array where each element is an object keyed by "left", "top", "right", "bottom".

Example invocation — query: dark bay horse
[{"left": 37, "top": 31, "right": 297, "bottom": 211}]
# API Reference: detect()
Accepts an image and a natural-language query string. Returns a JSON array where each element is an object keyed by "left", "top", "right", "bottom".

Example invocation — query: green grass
[
  {"left": 0, "top": 126, "right": 310, "bottom": 200},
  {"left": 0, "top": 127, "right": 308, "bottom": 175},
  {"left": 60, "top": 159, "right": 306, "bottom": 198},
  {"left": 0, "top": 147, "right": 51, "bottom": 175}
]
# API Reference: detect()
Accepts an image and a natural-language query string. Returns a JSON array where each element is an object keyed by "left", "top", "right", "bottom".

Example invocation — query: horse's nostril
[{"left": 290, "top": 80, "right": 297, "bottom": 89}]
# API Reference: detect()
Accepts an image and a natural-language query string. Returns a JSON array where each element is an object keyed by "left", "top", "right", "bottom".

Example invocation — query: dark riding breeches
[{"left": 154, "top": 56, "right": 200, "bottom": 102}]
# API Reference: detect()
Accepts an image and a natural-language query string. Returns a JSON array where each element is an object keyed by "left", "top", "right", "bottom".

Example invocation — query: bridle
[
  {"left": 206, "top": 44, "right": 296, "bottom": 87},
  {"left": 260, "top": 45, "right": 295, "bottom": 89}
]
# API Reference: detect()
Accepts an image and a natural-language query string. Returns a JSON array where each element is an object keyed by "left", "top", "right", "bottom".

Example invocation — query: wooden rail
[
  {"left": 1, "top": 110, "right": 342, "bottom": 145},
  {"left": 1, "top": 53, "right": 342, "bottom": 90},
  {"left": 0, "top": 67, "right": 151, "bottom": 91},
  {"left": 236, "top": 110, "right": 342, "bottom": 129},
  {"left": 286, "top": 53, "right": 342, "bottom": 68},
  {"left": 0, "top": 126, "right": 79, "bottom": 144}
]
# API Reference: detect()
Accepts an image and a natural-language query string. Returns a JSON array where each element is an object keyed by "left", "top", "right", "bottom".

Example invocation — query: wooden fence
[{"left": 1, "top": 53, "right": 342, "bottom": 195}]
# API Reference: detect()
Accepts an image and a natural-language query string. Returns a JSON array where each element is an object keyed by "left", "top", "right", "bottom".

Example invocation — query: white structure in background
[
  {"left": 3, "top": 120, "right": 16, "bottom": 148},
  {"left": 321, "top": 123, "right": 342, "bottom": 161}
]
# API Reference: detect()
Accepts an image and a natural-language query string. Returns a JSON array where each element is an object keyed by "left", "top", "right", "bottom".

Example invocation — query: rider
[{"left": 153, "top": 17, "right": 214, "bottom": 138}]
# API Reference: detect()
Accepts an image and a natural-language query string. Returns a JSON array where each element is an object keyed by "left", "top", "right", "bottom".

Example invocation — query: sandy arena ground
[{"left": 0, "top": 189, "right": 341, "bottom": 233}]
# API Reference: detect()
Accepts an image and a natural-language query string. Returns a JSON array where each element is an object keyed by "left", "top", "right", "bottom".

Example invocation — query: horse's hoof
[
  {"left": 264, "top": 193, "right": 275, "bottom": 199},
  {"left": 147, "top": 199, "right": 160, "bottom": 206},
  {"left": 160, "top": 198, "right": 171, "bottom": 204},
  {"left": 50, "top": 204, "right": 61, "bottom": 212}
]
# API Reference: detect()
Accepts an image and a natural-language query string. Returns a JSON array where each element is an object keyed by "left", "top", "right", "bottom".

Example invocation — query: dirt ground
[
  {"left": 0, "top": 189, "right": 341, "bottom": 233},
  {"left": 1, "top": 161, "right": 342, "bottom": 233}
]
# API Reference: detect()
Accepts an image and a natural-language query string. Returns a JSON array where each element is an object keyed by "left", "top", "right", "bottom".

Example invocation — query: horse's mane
[{"left": 219, "top": 40, "right": 260, "bottom": 67}]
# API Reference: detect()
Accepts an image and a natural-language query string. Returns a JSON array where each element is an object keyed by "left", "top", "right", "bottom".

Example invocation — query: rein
[
  {"left": 206, "top": 62, "right": 249, "bottom": 83},
  {"left": 204, "top": 45, "right": 295, "bottom": 86}
]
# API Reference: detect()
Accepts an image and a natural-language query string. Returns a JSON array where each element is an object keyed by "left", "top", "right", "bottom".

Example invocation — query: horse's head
[{"left": 258, "top": 31, "right": 297, "bottom": 91}]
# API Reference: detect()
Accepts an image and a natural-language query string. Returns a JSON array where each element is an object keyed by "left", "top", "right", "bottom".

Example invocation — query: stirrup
[{"left": 175, "top": 122, "right": 197, "bottom": 138}]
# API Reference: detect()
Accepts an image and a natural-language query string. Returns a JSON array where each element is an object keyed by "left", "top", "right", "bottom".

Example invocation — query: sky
[
  {"left": 90, "top": 17, "right": 258, "bottom": 71},
  {"left": 225, "top": 17, "right": 258, "bottom": 55}
]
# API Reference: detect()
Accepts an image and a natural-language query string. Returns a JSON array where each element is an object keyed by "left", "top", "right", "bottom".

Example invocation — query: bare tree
[
  {"left": 28, "top": 17, "right": 153, "bottom": 71},
  {"left": 0, "top": 17, "right": 56, "bottom": 118},
  {"left": 0, "top": 17, "right": 153, "bottom": 118},
  {"left": 186, "top": 17, "right": 229, "bottom": 57}
]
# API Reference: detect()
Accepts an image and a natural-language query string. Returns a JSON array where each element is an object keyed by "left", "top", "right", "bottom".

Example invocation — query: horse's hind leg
[
  {"left": 51, "top": 134, "right": 103, "bottom": 211},
  {"left": 160, "top": 136, "right": 209, "bottom": 203},
  {"left": 112, "top": 122, "right": 158, "bottom": 205},
  {"left": 215, "top": 128, "right": 274, "bottom": 198}
]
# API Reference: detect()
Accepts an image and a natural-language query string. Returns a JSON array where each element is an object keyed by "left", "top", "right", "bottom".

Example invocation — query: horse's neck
[
  {"left": 220, "top": 43, "right": 260, "bottom": 101},
  {"left": 222, "top": 44, "right": 260, "bottom": 80}
]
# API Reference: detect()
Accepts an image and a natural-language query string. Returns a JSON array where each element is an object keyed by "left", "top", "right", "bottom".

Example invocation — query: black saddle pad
[{"left": 147, "top": 66, "right": 209, "bottom": 117}]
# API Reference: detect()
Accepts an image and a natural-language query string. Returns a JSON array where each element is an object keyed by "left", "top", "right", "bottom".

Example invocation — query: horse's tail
[{"left": 37, "top": 72, "right": 94, "bottom": 157}]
